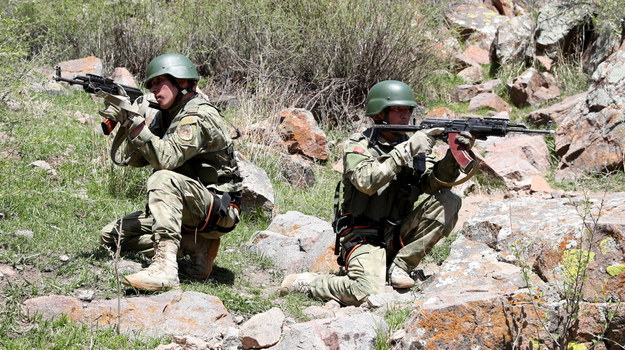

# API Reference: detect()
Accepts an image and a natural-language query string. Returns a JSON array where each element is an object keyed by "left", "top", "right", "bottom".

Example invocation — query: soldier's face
[
  {"left": 386, "top": 106, "right": 411, "bottom": 125},
  {"left": 149, "top": 75, "right": 178, "bottom": 110},
  {"left": 375, "top": 106, "right": 413, "bottom": 141}
]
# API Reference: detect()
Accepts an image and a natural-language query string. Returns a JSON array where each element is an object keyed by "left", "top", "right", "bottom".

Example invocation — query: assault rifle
[
  {"left": 373, "top": 117, "right": 554, "bottom": 172},
  {"left": 52, "top": 66, "right": 159, "bottom": 135}
]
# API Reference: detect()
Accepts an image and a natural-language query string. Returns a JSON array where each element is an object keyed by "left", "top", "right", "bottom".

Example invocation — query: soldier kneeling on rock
[
  {"left": 281, "top": 80, "right": 474, "bottom": 306},
  {"left": 99, "top": 53, "right": 242, "bottom": 291}
]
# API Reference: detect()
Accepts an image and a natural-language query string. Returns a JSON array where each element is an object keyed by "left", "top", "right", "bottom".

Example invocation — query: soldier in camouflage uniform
[
  {"left": 281, "top": 80, "right": 474, "bottom": 306},
  {"left": 99, "top": 53, "right": 242, "bottom": 291}
]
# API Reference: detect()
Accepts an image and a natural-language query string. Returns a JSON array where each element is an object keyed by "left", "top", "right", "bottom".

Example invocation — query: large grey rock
[
  {"left": 534, "top": 1, "right": 618, "bottom": 73},
  {"left": 238, "top": 155, "right": 275, "bottom": 214},
  {"left": 22, "top": 291, "right": 235, "bottom": 340},
  {"left": 462, "top": 194, "right": 625, "bottom": 300},
  {"left": 240, "top": 307, "right": 285, "bottom": 349},
  {"left": 249, "top": 211, "right": 335, "bottom": 274},
  {"left": 397, "top": 194, "right": 625, "bottom": 349},
  {"left": 490, "top": 14, "right": 534, "bottom": 67},
  {"left": 535, "top": 2, "right": 592, "bottom": 50},
  {"left": 480, "top": 134, "right": 551, "bottom": 190},
  {"left": 269, "top": 313, "right": 387, "bottom": 350},
  {"left": 280, "top": 154, "right": 315, "bottom": 188}
]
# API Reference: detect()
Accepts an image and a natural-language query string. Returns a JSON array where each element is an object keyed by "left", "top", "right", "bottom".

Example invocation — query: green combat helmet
[
  {"left": 144, "top": 53, "right": 200, "bottom": 88},
  {"left": 365, "top": 80, "right": 418, "bottom": 116}
]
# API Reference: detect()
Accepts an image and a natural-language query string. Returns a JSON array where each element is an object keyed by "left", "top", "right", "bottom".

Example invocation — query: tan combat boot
[
  {"left": 389, "top": 263, "right": 415, "bottom": 289},
  {"left": 122, "top": 239, "right": 180, "bottom": 291},
  {"left": 279, "top": 272, "right": 319, "bottom": 296},
  {"left": 180, "top": 234, "right": 220, "bottom": 279}
]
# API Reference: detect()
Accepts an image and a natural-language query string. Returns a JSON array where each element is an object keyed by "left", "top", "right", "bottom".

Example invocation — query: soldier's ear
[{"left": 372, "top": 114, "right": 384, "bottom": 122}]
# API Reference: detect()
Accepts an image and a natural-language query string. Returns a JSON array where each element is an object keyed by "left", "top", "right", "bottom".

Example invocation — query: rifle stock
[{"left": 373, "top": 117, "right": 554, "bottom": 172}]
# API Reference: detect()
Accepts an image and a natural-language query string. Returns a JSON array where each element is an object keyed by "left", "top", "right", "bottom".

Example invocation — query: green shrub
[{"left": 1, "top": 0, "right": 451, "bottom": 126}]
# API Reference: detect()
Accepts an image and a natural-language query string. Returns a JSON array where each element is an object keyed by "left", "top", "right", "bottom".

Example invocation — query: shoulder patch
[
  {"left": 176, "top": 120, "right": 196, "bottom": 142},
  {"left": 179, "top": 116, "right": 198, "bottom": 126},
  {"left": 352, "top": 146, "right": 366, "bottom": 154}
]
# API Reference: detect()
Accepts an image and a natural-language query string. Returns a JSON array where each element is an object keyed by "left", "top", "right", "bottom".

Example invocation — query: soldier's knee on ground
[
  {"left": 216, "top": 205, "right": 240, "bottom": 231},
  {"left": 99, "top": 222, "right": 118, "bottom": 248}
]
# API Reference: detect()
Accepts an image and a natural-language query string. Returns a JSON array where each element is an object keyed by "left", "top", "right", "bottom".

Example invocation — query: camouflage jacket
[
  {"left": 121, "top": 94, "right": 242, "bottom": 193},
  {"left": 340, "top": 128, "right": 459, "bottom": 224}
]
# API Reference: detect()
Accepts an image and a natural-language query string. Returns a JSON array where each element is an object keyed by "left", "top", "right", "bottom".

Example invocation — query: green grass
[
  {"left": 375, "top": 305, "right": 412, "bottom": 350},
  {"left": 1, "top": 315, "right": 164, "bottom": 350}
]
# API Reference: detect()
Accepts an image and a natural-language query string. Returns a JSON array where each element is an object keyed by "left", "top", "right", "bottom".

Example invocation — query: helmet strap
[
  {"left": 166, "top": 76, "right": 196, "bottom": 106},
  {"left": 372, "top": 109, "right": 389, "bottom": 125}
]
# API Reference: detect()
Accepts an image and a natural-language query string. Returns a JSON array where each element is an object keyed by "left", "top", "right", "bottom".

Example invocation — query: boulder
[
  {"left": 480, "top": 134, "right": 551, "bottom": 190},
  {"left": 248, "top": 211, "right": 336, "bottom": 274},
  {"left": 278, "top": 108, "right": 328, "bottom": 161},
  {"left": 110, "top": 67, "right": 138, "bottom": 88},
  {"left": 490, "top": 14, "right": 534, "bottom": 68},
  {"left": 56, "top": 56, "right": 103, "bottom": 78},
  {"left": 423, "top": 107, "right": 456, "bottom": 119},
  {"left": 22, "top": 291, "right": 235, "bottom": 340},
  {"left": 240, "top": 307, "right": 285, "bottom": 349},
  {"left": 555, "top": 46, "right": 625, "bottom": 181},
  {"left": 462, "top": 194, "right": 625, "bottom": 301},
  {"left": 508, "top": 68, "right": 560, "bottom": 107},
  {"left": 455, "top": 45, "right": 490, "bottom": 67},
  {"left": 237, "top": 155, "right": 275, "bottom": 214},
  {"left": 527, "top": 92, "right": 586, "bottom": 126},
  {"left": 280, "top": 154, "right": 315, "bottom": 188},
  {"left": 268, "top": 313, "right": 387, "bottom": 350},
  {"left": 445, "top": 4, "right": 508, "bottom": 50},
  {"left": 468, "top": 92, "right": 510, "bottom": 112},
  {"left": 457, "top": 64, "right": 483, "bottom": 84},
  {"left": 451, "top": 79, "right": 501, "bottom": 102},
  {"left": 534, "top": 1, "right": 618, "bottom": 73},
  {"left": 398, "top": 194, "right": 625, "bottom": 349}
]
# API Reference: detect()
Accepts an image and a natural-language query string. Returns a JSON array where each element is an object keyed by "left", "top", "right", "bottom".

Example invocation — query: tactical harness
[
  {"left": 332, "top": 180, "right": 407, "bottom": 268},
  {"left": 332, "top": 129, "right": 430, "bottom": 268}
]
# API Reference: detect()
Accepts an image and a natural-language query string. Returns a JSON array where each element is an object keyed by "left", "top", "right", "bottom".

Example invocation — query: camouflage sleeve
[
  {"left": 343, "top": 136, "right": 404, "bottom": 196},
  {"left": 127, "top": 106, "right": 227, "bottom": 170},
  {"left": 120, "top": 140, "right": 149, "bottom": 167}
]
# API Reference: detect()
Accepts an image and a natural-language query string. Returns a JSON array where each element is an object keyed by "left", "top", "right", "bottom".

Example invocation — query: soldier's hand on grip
[
  {"left": 97, "top": 88, "right": 131, "bottom": 124},
  {"left": 455, "top": 131, "right": 475, "bottom": 150}
]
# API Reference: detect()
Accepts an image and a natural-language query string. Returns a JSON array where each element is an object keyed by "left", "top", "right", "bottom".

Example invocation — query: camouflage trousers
[
  {"left": 310, "top": 188, "right": 461, "bottom": 306},
  {"left": 100, "top": 170, "right": 239, "bottom": 255}
]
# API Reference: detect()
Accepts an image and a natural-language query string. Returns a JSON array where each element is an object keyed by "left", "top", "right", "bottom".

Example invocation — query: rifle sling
[
  {"left": 432, "top": 151, "right": 479, "bottom": 187},
  {"left": 110, "top": 126, "right": 131, "bottom": 166}
]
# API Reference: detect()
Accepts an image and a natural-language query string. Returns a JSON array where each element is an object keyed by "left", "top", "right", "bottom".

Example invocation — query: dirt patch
[{"left": 0, "top": 263, "right": 48, "bottom": 290}]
